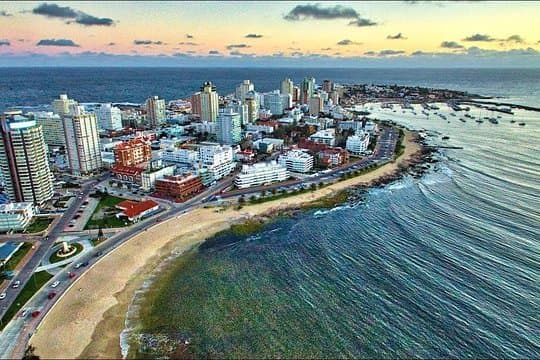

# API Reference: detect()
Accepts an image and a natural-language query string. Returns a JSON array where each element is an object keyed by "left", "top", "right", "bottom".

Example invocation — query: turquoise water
[{"left": 132, "top": 101, "right": 539, "bottom": 358}]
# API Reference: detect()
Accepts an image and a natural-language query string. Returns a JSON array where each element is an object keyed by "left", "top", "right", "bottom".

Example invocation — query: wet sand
[{"left": 31, "top": 131, "right": 420, "bottom": 359}]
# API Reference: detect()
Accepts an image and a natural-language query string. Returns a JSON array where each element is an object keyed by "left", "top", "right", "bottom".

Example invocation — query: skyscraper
[
  {"left": 96, "top": 103, "right": 123, "bottom": 131},
  {"left": 308, "top": 95, "right": 323, "bottom": 116},
  {"left": 51, "top": 94, "right": 77, "bottom": 117},
  {"left": 263, "top": 91, "right": 291, "bottom": 116},
  {"left": 228, "top": 101, "right": 249, "bottom": 126},
  {"left": 191, "top": 92, "right": 202, "bottom": 117},
  {"left": 199, "top": 82, "right": 219, "bottom": 122},
  {"left": 216, "top": 108, "right": 242, "bottom": 145},
  {"left": 35, "top": 112, "right": 66, "bottom": 147},
  {"left": 145, "top": 96, "right": 166, "bottom": 128},
  {"left": 244, "top": 91, "right": 259, "bottom": 123},
  {"left": 301, "top": 77, "right": 315, "bottom": 105},
  {"left": 235, "top": 80, "right": 254, "bottom": 101},
  {"left": 0, "top": 111, "right": 53, "bottom": 205},
  {"left": 322, "top": 80, "right": 334, "bottom": 93},
  {"left": 63, "top": 105, "right": 102, "bottom": 176},
  {"left": 281, "top": 78, "right": 294, "bottom": 97}
]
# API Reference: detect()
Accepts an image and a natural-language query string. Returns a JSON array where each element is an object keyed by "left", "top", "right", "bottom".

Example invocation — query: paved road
[{"left": 0, "top": 177, "right": 232, "bottom": 358}]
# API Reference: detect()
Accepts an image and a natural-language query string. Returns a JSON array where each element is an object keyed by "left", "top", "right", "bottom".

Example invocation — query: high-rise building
[
  {"left": 199, "top": 82, "right": 219, "bottom": 122},
  {"left": 216, "top": 108, "right": 242, "bottom": 145},
  {"left": 235, "top": 80, "right": 254, "bottom": 101},
  {"left": 292, "top": 86, "right": 300, "bottom": 103},
  {"left": 308, "top": 95, "right": 324, "bottom": 116},
  {"left": 63, "top": 105, "right": 102, "bottom": 176},
  {"left": 322, "top": 80, "right": 334, "bottom": 93},
  {"left": 244, "top": 91, "right": 259, "bottom": 123},
  {"left": 52, "top": 94, "right": 77, "bottom": 116},
  {"left": 281, "top": 78, "right": 294, "bottom": 97},
  {"left": 34, "top": 111, "right": 65, "bottom": 147},
  {"left": 145, "top": 96, "right": 166, "bottom": 128},
  {"left": 263, "top": 91, "right": 291, "bottom": 116},
  {"left": 227, "top": 101, "right": 249, "bottom": 126},
  {"left": 190, "top": 92, "right": 202, "bottom": 117},
  {"left": 301, "top": 77, "right": 315, "bottom": 104},
  {"left": 329, "top": 91, "right": 340, "bottom": 105},
  {"left": 96, "top": 103, "right": 123, "bottom": 131},
  {"left": 0, "top": 111, "right": 54, "bottom": 205}
]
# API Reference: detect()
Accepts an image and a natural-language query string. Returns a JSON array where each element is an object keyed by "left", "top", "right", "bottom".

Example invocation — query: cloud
[
  {"left": 348, "top": 17, "right": 377, "bottom": 27},
  {"left": 36, "top": 38, "right": 79, "bottom": 47},
  {"left": 72, "top": 13, "right": 114, "bottom": 26},
  {"left": 411, "top": 50, "right": 435, "bottom": 56},
  {"left": 107, "top": 42, "right": 116, "bottom": 46},
  {"left": 440, "top": 41, "right": 464, "bottom": 49},
  {"left": 320, "top": 47, "right": 332, "bottom": 51},
  {"left": 208, "top": 50, "right": 221, "bottom": 55},
  {"left": 284, "top": 3, "right": 359, "bottom": 20},
  {"left": 337, "top": 39, "right": 361, "bottom": 46},
  {"left": 0, "top": 40, "right": 10, "bottom": 46},
  {"left": 463, "top": 33, "right": 495, "bottom": 42},
  {"left": 172, "top": 52, "right": 191, "bottom": 57},
  {"left": 229, "top": 50, "right": 254, "bottom": 57},
  {"left": 32, "top": 3, "right": 114, "bottom": 26},
  {"left": 226, "top": 44, "right": 250, "bottom": 50},
  {"left": 290, "top": 51, "right": 304, "bottom": 57},
  {"left": 245, "top": 33, "right": 263, "bottom": 38},
  {"left": 378, "top": 49, "right": 405, "bottom": 56},
  {"left": 134, "top": 40, "right": 164, "bottom": 45},
  {"left": 186, "top": 34, "right": 194, "bottom": 39},
  {"left": 0, "top": 10, "right": 13, "bottom": 17},
  {"left": 364, "top": 51, "right": 376, "bottom": 56},
  {"left": 387, "top": 33, "right": 407, "bottom": 40},
  {"left": 503, "top": 34, "right": 523, "bottom": 43},
  {"left": 178, "top": 42, "right": 198, "bottom": 46}
]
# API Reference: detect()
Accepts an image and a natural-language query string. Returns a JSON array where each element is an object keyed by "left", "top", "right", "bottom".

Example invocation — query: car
[
  {"left": 81, "top": 261, "right": 89, "bottom": 267},
  {"left": 31, "top": 310, "right": 41, "bottom": 318},
  {"left": 0, "top": 293, "right": 6, "bottom": 300},
  {"left": 48, "top": 292, "right": 57, "bottom": 299},
  {"left": 20, "top": 309, "right": 29, "bottom": 318},
  {"left": 51, "top": 281, "right": 60, "bottom": 288},
  {"left": 94, "top": 251, "right": 103, "bottom": 258},
  {"left": 68, "top": 272, "right": 76, "bottom": 279},
  {"left": 74, "top": 263, "right": 83, "bottom": 269},
  {"left": 12, "top": 280, "right": 20, "bottom": 288}
]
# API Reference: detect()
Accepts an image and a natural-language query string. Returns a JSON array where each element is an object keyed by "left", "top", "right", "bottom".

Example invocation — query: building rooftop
[{"left": 116, "top": 199, "right": 159, "bottom": 219}]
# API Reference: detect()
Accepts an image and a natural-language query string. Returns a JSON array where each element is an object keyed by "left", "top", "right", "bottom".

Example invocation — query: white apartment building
[
  {"left": 346, "top": 132, "right": 371, "bottom": 154},
  {"left": 96, "top": 103, "right": 123, "bottom": 131},
  {"left": 281, "top": 78, "right": 293, "bottom": 97},
  {"left": 234, "top": 161, "right": 289, "bottom": 189},
  {"left": 34, "top": 111, "right": 66, "bottom": 147},
  {"left": 278, "top": 149, "right": 314, "bottom": 173},
  {"left": 227, "top": 101, "right": 249, "bottom": 126},
  {"left": 0, "top": 202, "right": 36, "bottom": 232},
  {"left": 198, "top": 143, "right": 236, "bottom": 181},
  {"left": 216, "top": 108, "right": 242, "bottom": 144},
  {"left": 309, "top": 129, "right": 336, "bottom": 146},
  {"left": 339, "top": 120, "right": 363, "bottom": 134},
  {"left": 246, "top": 124, "right": 274, "bottom": 134},
  {"left": 263, "top": 91, "right": 291, "bottom": 116},
  {"left": 52, "top": 94, "right": 77, "bottom": 116},
  {"left": 200, "top": 82, "right": 219, "bottom": 122},
  {"left": 161, "top": 148, "right": 199, "bottom": 164},
  {"left": 63, "top": 105, "right": 102, "bottom": 176},
  {"left": 308, "top": 95, "right": 323, "bottom": 116},
  {"left": 235, "top": 80, "right": 254, "bottom": 101},
  {"left": 140, "top": 165, "right": 176, "bottom": 191},
  {"left": 0, "top": 111, "right": 54, "bottom": 205},
  {"left": 145, "top": 96, "right": 166, "bottom": 128}
]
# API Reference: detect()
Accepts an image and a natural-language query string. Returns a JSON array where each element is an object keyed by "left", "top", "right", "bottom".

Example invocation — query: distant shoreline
[{"left": 29, "top": 128, "right": 423, "bottom": 358}]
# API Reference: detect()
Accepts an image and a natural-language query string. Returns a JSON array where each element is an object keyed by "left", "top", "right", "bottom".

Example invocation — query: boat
[
  {"left": 476, "top": 119, "right": 484, "bottom": 123},
  {"left": 489, "top": 118, "right": 499, "bottom": 124},
  {"left": 510, "top": 120, "right": 516, "bottom": 123},
  {"left": 442, "top": 136, "right": 450, "bottom": 140},
  {"left": 518, "top": 122, "right": 526, "bottom": 126},
  {"left": 460, "top": 118, "right": 466, "bottom": 122}
]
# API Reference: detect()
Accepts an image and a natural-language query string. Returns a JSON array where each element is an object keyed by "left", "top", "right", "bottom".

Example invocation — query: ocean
[
  {"left": 2, "top": 67, "right": 538, "bottom": 358},
  {"left": 1, "top": 67, "right": 540, "bottom": 111}
]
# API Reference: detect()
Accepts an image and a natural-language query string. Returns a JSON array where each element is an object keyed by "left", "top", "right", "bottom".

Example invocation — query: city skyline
[{"left": 1, "top": 1, "right": 539, "bottom": 67}]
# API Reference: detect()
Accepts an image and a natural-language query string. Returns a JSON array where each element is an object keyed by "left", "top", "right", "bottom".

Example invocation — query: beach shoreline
[{"left": 31, "top": 130, "right": 422, "bottom": 359}]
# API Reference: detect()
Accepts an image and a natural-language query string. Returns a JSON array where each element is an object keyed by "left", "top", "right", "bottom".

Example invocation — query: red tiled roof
[
  {"left": 115, "top": 200, "right": 139, "bottom": 210},
  {"left": 119, "top": 199, "right": 159, "bottom": 219}
]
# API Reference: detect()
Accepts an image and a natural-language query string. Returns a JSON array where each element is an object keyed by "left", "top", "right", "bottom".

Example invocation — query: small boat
[
  {"left": 442, "top": 136, "right": 450, "bottom": 140},
  {"left": 476, "top": 119, "right": 484, "bottom": 123},
  {"left": 510, "top": 120, "right": 516, "bottom": 123},
  {"left": 489, "top": 118, "right": 499, "bottom": 124},
  {"left": 518, "top": 122, "right": 526, "bottom": 126},
  {"left": 460, "top": 118, "right": 466, "bottom": 122}
]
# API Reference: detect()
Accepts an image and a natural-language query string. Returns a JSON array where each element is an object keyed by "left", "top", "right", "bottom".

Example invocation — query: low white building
[
  {"left": 140, "top": 165, "right": 176, "bottom": 191},
  {"left": 0, "top": 202, "right": 36, "bottom": 233},
  {"left": 346, "top": 132, "right": 370, "bottom": 154},
  {"left": 198, "top": 143, "right": 236, "bottom": 181},
  {"left": 253, "top": 138, "right": 284, "bottom": 153},
  {"left": 235, "top": 161, "right": 289, "bottom": 189},
  {"left": 246, "top": 124, "right": 274, "bottom": 134},
  {"left": 278, "top": 149, "right": 314, "bottom": 173},
  {"left": 309, "top": 129, "right": 336, "bottom": 147},
  {"left": 161, "top": 148, "right": 199, "bottom": 165},
  {"left": 364, "top": 120, "right": 378, "bottom": 134}
]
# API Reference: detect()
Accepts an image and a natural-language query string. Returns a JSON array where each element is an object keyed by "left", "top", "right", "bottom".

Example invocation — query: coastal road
[{"left": 0, "top": 178, "right": 233, "bottom": 358}]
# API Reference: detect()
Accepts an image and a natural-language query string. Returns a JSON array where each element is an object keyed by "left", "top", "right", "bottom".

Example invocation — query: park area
[{"left": 84, "top": 194, "right": 131, "bottom": 230}]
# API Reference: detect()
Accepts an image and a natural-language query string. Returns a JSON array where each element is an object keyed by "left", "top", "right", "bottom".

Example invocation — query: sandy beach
[{"left": 31, "top": 131, "right": 421, "bottom": 359}]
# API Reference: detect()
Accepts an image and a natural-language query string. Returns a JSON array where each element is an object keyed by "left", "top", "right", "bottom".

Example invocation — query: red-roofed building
[
  {"left": 111, "top": 164, "right": 145, "bottom": 184},
  {"left": 318, "top": 148, "right": 349, "bottom": 167},
  {"left": 115, "top": 199, "right": 159, "bottom": 222}
]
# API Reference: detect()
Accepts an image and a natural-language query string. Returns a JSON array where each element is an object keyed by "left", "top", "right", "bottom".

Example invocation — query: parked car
[
  {"left": 31, "top": 310, "right": 41, "bottom": 318},
  {"left": 20, "top": 309, "right": 29, "bottom": 318},
  {"left": 48, "top": 292, "right": 57, "bottom": 299},
  {"left": 51, "top": 281, "right": 60, "bottom": 288},
  {"left": 12, "top": 280, "right": 20, "bottom": 289},
  {"left": 0, "top": 293, "right": 6, "bottom": 300}
]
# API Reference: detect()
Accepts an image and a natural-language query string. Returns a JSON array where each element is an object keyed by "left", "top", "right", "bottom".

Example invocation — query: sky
[{"left": 1, "top": 1, "right": 539, "bottom": 67}]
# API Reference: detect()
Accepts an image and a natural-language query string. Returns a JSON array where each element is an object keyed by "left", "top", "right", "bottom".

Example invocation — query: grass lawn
[
  {"left": 25, "top": 217, "right": 53, "bottom": 233},
  {"left": 84, "top": 194, "right": 131, "bottom": 230},
  {"left": 2, "top": 242, "right": 32, "bottom": 271},
  {"left": 0, "top": 271, "right": 53, "bottom": 330},
  {"left": 49, "top": 243, "right": 83, "bottom": 263}
]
